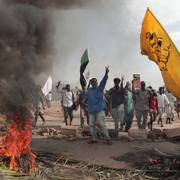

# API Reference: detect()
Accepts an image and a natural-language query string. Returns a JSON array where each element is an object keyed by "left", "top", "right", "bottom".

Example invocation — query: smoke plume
[
  {"left": 0, "top": 0, "right": 100, "bottom": 120},
  {"left": 6, "top": 0, "right": 97, "bottom": 9},
  {"left": 0, "top": 0, "right": 53, "bottom": 120}
]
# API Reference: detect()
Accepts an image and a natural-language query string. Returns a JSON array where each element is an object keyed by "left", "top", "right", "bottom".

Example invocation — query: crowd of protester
[{"left": 35, "top": 67, "right": 180, "bottom": 145}]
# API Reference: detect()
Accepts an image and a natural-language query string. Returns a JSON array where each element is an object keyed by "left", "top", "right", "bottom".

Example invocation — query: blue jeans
[{"left": 89, "top": 111, "right": 110, "bottom": 141}]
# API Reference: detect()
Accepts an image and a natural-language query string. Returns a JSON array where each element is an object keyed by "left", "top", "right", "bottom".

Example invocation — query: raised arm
[
  {"left": 56, "top": 81, "right": 61, "bottom": 92},
  {"left": 57, "top": 85, "right": 66, "bottom": 94},
  {"left": 99, "top": 66, "right": 109, "bottom": 91},
  {"left": 120, "top": 76, "right": 124, "bottom": 89}
]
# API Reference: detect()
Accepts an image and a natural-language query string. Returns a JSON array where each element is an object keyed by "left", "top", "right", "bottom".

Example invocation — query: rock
[
  {"left": 163, "top": 128, "right": 180, "bottom": 140},
  {"left": 42, "top": 132, "right": 49, "bottom": 137},
  {"left": 42, "top": 127, "right": 50, "bottom": 133},
  {"left": 35, "top": 128, "right": 44, "bottom": 136},
  {"left": 56, "top": 130, "right": 61, "bottom": 134},
  {"left": 128, "top": 129, "right": 148, "bottom": 139},
  {"left": 118, "top": 132, "right": 134, "bottom": 142}
]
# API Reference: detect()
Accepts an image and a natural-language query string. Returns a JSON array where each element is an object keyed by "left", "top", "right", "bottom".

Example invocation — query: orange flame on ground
[
  {"left": 148, "top": 158, "right": 161, "bottom": 165},
  {"left": 0, "top": 116, "right": 36, "bottom": 173}
]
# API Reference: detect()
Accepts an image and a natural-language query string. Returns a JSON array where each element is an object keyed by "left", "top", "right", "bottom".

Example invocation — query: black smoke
[
  {"left": 0, "top": 0, "right": 100, "bottom": 121},
  {"left": 0, "top": 0, "right": 53, "bottom": 121},
  {"left": 6, "top": 0, "right": 96, "bottom": 9}
]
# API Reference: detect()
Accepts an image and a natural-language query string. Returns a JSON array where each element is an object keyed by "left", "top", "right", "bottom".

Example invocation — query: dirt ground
[{"left": 31, "top": 101, "right": 180, "bottom": 169}]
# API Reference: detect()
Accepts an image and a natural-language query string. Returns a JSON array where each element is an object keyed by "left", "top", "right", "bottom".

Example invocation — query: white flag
[{"left": 42, "top": 76, "right": 52, "bottom": 96}]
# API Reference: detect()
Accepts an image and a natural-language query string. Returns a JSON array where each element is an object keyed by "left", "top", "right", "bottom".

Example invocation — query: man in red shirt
[{"left": 148, "top": 89, "right": 158, "bottom": 130}]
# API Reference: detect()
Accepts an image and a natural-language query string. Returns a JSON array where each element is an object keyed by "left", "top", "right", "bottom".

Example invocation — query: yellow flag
[{"left": 140, "top": 8, "right": 180, "bottom": 99}]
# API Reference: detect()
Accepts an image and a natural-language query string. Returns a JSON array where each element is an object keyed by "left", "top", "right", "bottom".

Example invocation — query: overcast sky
[{"left": 50, "top": 0, "right": 180, "bottom": 89}]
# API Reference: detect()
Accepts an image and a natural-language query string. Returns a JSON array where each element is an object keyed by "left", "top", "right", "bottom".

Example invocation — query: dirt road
[{"left": 31, "top": 101, "right": 180, "bottom": 169}]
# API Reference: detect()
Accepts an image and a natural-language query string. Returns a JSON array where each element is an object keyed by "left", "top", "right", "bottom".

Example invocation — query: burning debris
[
  {"left": 0, "top": 117, "right": 36, "bottom": 173},
  {"left": 113, "top": 148, "right": 180, "bottom": 179},
  {"left": 0, "top": 0, "right": 53, "bottom": 174}
]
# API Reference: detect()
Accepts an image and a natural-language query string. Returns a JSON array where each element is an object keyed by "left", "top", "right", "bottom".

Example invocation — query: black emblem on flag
[{"left": 146, "top": 32, "right": 171, "bottom": 71}]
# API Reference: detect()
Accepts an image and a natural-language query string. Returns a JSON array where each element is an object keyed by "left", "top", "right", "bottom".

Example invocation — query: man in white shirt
[
  {"left": 61, "top": 84, "right": 75, "bottom": 125},
  {"left": 165, "top": 90, "right": 176, "bottom": 124},
  {"left": 157, "top": 87, "right": 169, "bottom": 127}
]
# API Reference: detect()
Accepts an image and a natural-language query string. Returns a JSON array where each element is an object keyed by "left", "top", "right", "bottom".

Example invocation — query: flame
[
  {"left": 148, "top": 158, "right": 160, "bottom": 165},
  {"left": 0, "top": 116, "right": 36, "bottom": 174}
]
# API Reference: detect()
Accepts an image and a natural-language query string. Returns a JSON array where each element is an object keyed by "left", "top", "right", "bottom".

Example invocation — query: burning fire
[
  {"left": 148, "top": 158, "right": 161, "bottom": 165},
  {"left": 0, "top": 116, "right": 36, "bottom": 174}
]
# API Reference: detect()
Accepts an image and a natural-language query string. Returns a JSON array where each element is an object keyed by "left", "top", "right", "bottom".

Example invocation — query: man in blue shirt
[{"left": 85, "top": 67, "right": 112, "bottom": 145}]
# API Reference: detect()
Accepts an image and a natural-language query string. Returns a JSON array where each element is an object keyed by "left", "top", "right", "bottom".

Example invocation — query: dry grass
[{"left": 28, "top": 153, "right": 160, "bottom": 180}]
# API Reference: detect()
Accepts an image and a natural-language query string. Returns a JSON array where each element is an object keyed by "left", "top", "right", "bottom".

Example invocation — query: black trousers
[{"left": 63, "top": 106, "right": 73, "bottom": 124}]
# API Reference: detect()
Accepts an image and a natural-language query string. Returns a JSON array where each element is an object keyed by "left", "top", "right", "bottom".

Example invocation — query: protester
[
  {"left": 84, "top": 66, "right": 112, "bottom": 145},
  {"left": 34, "top": 86, "right": 46, "bottom": 127},
  {"left": 148, "top": 89, "right": 158, "bottom": 130},
  {"left": 45, "top": 91, "right": 52, "bottom": 108},
  {"left": 175, "top": 99, "right": 180, "bottom": 118},
  {"left": 165, "top": 89, "right": 176, "bottom": 124},
  {"left": 109, "top": 77, "right": 125, "bottom": 131},
  {"left": 76, "top": 86, "right": 89, "bottom": 128},
  {"left": 133, "top": 81, "right": 149, "bottom": 129},
  {"left": 61, "top": 84, "right": 75, "bottom": 125},
  {"left": 157, "top": 87, "right": 169, "bottom": 127},
  {"left": 124, "top": 81, "right": 134, "bottom": 132}
]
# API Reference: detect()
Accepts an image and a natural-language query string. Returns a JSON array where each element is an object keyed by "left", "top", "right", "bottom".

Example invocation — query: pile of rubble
[
  {"left": 1, "top": 122, "right": 179, "bottom": 143},
  {"left": 31, "top": 126, "right": 136, "bottom": 142},
  {"left": 32, "top": 126, "right": 82, "bottom": 141},
  {"left": 147, "top": 128, "right": 180, "bottom": 141}
]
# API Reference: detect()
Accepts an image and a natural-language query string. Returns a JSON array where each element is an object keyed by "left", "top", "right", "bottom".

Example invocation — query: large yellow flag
[{"left": 140, "top": 8, "right": 180, "bottom": 99}]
